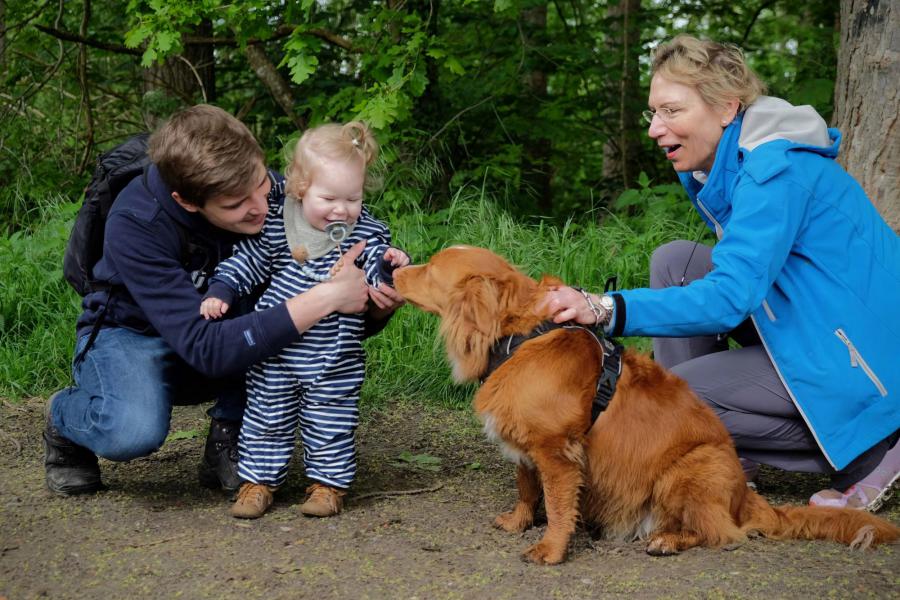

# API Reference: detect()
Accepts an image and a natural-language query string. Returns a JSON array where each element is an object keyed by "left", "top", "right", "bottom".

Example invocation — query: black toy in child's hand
[{"left": 377, "top": 255, "right": 399, "bottom": 287}]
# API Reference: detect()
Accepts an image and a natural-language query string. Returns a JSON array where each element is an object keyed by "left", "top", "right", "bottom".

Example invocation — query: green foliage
[
  {"left": 392, "top": 451, "right": 443, "bottom": 472},
  {"left": 0, "top": 188, "right": 702, "bottom": 402},
  {"left": 656, "top": 1, "right": 838, "bottom": 119},
  {"left": 0, "top": 0, "right": 847, "bottom": 403},
  {"left": 2, "top": 0, "right": 843, "bottom": 231},
  {"left": 0, "top": 206, "right": 81, "bottom": 397},
  {"left": 360, "top": 187, "right": 702, "bottom": 408}
]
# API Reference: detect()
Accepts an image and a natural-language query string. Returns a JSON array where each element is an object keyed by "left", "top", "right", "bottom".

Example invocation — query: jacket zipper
[
  {"left": 762, "top": 299, "right": 776, "bottom": 321},
  {"left": 834, "top": 329, "right": 888, "bottom": 397},
  {"left": 695, "top": 199, "right": 724, "bottom": 240}
]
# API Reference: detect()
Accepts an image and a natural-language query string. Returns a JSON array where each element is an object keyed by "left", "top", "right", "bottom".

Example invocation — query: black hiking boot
[
  {"left": 43, "top": 394, "right": 103, "bottom": 496},
  {"left": 198, "top": 418, "right": 241, "bottom": 492}
]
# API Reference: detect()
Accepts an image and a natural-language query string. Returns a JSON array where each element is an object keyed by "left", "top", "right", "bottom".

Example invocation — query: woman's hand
[{"left": 542, "top": 285, "right": 599, "bottom": 325}]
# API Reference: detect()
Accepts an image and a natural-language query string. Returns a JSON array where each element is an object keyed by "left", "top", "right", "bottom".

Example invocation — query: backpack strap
[
  {"left": 74, "top": 168, "right": 199, "bottom": 365},
  {"left": 72, "top": 296, "right": 110, "bottom": 367}
]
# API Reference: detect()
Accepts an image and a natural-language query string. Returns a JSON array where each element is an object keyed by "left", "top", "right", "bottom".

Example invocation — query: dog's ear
[
  {"left": 497, "top": 271, "right": 536, "bottom": 319},
  {"left": 440, "top": 275, "right": 502, "bottom": 382}
]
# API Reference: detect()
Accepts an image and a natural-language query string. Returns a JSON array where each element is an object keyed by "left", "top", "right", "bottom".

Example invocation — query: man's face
[{"left": 177, "top": 162, "right": 271, "bottom": 235}]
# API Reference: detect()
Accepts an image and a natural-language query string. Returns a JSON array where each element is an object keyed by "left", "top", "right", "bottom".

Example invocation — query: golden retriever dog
[{"left": 393, "top": 246, "right": 899, "bottom": 565}]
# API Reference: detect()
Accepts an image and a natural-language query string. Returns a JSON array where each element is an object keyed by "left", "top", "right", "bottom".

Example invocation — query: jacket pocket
[{"left": 834, "top": 328, "right": 888, "bottom": 397}]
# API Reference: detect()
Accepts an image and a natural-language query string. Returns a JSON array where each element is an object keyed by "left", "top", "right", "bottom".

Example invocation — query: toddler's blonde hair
[{"left": 284, "top": 121, "right": 379, "bottom": 200}]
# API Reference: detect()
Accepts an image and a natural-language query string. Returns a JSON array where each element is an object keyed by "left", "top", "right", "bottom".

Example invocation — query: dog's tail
[{"left": 740, "top": 490, "right": 900, "bottom": 548}]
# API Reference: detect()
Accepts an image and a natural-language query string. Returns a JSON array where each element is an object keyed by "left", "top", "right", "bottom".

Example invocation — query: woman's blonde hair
[
  {"left": 651, "top": 35, "right": 767, "bottom": 111},
  {"left": 284, "top": 121, "right": 380, "bottom": 200}
]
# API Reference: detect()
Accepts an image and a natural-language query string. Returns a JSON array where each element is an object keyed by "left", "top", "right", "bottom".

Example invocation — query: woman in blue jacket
[{"left": 546, "top": 35, "right": 900, "bottom": 511}]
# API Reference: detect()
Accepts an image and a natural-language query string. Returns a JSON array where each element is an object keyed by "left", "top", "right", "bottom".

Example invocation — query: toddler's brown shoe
[
  {"left": 298, "top": 483, "right": 346, "bottom": 517},
  {"left": 230, "top": 482, "right": 275, "bottom": 519}
]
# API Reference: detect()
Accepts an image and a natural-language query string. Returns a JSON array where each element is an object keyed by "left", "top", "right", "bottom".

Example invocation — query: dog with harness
[{"left": 393, "top": 246, "right": 899, "bottom": 565}]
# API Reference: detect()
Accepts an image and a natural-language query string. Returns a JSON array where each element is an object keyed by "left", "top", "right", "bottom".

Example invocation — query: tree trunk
[
  {"left": 521, "top": 2, "right": 553, "bottom": 216},
  {"left": 142, "top": 21, "right": 216, "bottom": 110},
  {"left": 244, "top": 44, "right": 305, "bottom": 131},
  {"left": 76, "top": 0, "right": 94, "bottom": 174},
  {"left": 833, "top": 0, "right": 899, "bottom": 231},
  {"left": 0, "top": 0, "right": 6, "bottom": 75},
  {"left": 601, "top": 0, "right": 642, "bottom": 190}
]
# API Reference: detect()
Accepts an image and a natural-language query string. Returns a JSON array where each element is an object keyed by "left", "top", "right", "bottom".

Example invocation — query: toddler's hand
[
  {"left": 200, "top": 297, "right": 230, "bottom": 320},
  {"left": 383, "top": 247, "right": 411, "bottom": 268}
]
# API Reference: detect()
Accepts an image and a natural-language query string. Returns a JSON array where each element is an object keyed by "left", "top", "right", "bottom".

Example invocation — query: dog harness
[{"left": 481, "top": 321, "right": 624, "bottom": 430}]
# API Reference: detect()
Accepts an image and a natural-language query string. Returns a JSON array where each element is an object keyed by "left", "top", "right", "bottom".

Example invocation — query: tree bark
[
  {"left": 521, "top": 2, "right": 553, "bottom": 216},
  {"left": 76, "top": 0, "right": 94, "bottom": 174},
  {"left": 0, "top": 0, "right": 6, "bottom": 74},
  {"left": 142, "top": 20, "right": 216, "bottom": 110},
  {"left": 244, "top": 44, "right": 305, "bottom": 131},
  {"left": 601, "top": 0, "right": 642, "bottom": 190},
  {"left": 833, "top": 0, "right": 899, "bottom": 231}
]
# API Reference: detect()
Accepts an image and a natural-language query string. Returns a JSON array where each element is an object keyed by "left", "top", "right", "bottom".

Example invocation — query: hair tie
[{"left": 351, "top": 138, "right": 361, "bottom": 148}]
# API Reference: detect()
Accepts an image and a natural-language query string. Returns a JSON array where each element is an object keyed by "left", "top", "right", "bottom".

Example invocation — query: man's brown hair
[{"left": 148, "top": 104, "right": 265, "bottom": 207}]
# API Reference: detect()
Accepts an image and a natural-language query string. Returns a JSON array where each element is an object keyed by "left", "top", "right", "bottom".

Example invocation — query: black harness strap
[
  {"left": 591, "top": 334, "right": 623, "bottom": 424},
  {"left": 481, "top": 321, "right": 575, "bottom": 383},
  {"left": 481, "top": 321, "right": 624, "bottom": 431}
]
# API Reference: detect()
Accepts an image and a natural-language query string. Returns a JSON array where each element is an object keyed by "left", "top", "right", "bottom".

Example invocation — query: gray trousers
[{"left": 651, "top": 240, "right": 894, "bottom": 489}]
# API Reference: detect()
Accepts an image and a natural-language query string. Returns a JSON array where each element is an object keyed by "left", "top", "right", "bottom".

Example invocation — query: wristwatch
[
  {"left": 597, "top": 294, "right": 615, "bottom": 327},
  {"left": 576, "top": 287, "right": 615, "bottom": 327}
]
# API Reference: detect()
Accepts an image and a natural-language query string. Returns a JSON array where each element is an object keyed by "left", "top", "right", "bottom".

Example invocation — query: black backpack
[{"left": 63, "top": 133, "right": 152, "bottom": 295}]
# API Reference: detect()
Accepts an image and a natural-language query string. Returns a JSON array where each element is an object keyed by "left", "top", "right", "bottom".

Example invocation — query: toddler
[{"left": 201, "top": 121, "right": 408, "bottom": 518}]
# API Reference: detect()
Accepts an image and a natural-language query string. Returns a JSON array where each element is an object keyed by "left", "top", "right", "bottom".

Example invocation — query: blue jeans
[{"left": 49, "top": 328, "right": 246, "bottom": 461}]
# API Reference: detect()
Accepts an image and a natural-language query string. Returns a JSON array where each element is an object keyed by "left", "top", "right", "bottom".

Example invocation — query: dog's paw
[
  {"left": 646, "top": 535, "right": 681, "bottom": 556},
  {"left": 521, "top": 541, "right": 566, "bottom": 565},
  {"left": 494, "top": 510, "right": 533, "bottom": 533}
]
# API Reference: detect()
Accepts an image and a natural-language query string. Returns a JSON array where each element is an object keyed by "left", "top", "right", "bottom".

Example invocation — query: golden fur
[{"left": 394, "top": 246, "right": 900, "bottom": 565}]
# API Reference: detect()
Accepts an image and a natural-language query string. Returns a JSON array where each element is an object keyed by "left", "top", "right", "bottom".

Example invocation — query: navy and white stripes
[{"left": 210, "top": 195, "right": 392, "bottom": 489}]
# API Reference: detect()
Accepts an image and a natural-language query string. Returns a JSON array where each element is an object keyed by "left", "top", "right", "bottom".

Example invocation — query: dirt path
[{"left": 1, "top": 397, "right": 898, "bottom": 599}]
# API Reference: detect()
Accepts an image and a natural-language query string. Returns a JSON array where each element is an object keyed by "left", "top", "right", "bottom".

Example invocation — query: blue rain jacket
[{"left": 615, "top": 97, "right": 900, "bottom": 469}]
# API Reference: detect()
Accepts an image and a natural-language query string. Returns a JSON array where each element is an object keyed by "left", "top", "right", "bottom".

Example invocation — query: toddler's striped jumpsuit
[{"left": 211, "top": 198, "right": 392, "bottom": 489}]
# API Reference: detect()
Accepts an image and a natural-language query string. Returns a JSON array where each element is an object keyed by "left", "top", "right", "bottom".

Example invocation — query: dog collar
[{"left": 481, "top": 321, "right": 623, "bottom": 431}]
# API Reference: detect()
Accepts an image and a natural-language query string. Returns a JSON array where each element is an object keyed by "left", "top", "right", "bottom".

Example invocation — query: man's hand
[
  {"left": 368, "top": 282, "right": 405, "bottom": 319},
  {"left": 200, "top": 297, "right": 230, "bottom": 320},
  {"left": 324, "top": 240, "right": 370, "bottom": 314}
]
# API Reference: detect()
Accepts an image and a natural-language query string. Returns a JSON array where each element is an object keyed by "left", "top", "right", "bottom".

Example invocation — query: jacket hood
[{"left": 739, "top": 96, "right": 833, "bottom": 152}]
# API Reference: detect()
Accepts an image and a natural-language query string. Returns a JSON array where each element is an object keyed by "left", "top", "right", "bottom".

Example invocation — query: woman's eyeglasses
[{"left": 642, "top": 106, "right": 681, "bottom": 125}]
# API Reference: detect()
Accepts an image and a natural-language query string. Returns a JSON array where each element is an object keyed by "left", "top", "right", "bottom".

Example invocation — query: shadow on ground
[{"left": 1, "top": 397, "right": 898, "bottom": 599}]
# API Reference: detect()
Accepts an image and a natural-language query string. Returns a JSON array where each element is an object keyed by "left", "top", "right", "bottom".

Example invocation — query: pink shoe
[
  {"left": 810, "top": 442, "right": 900, "bottom": 512},
  {"left": 841, "top": 482, "right": 896, "bottom": 512},
  {"left": 809, "top": 488, "right": 848, "bottom": 508}
]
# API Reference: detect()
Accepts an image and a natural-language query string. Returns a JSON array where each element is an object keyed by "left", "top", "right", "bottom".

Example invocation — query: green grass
[
  {"left": 0, "top": 184, "right": 704, "bottom": 404},
  {"left": 360, "top": 184, "right": 707, "bottom": 408},
  {"left": 0, "top": 202, "right": 82, "bottom": 398}
]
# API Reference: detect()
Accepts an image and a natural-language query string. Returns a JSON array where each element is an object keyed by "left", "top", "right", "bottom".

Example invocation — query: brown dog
[{"left": 394, "top": 246, "right": 899, "bottom": 565}]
